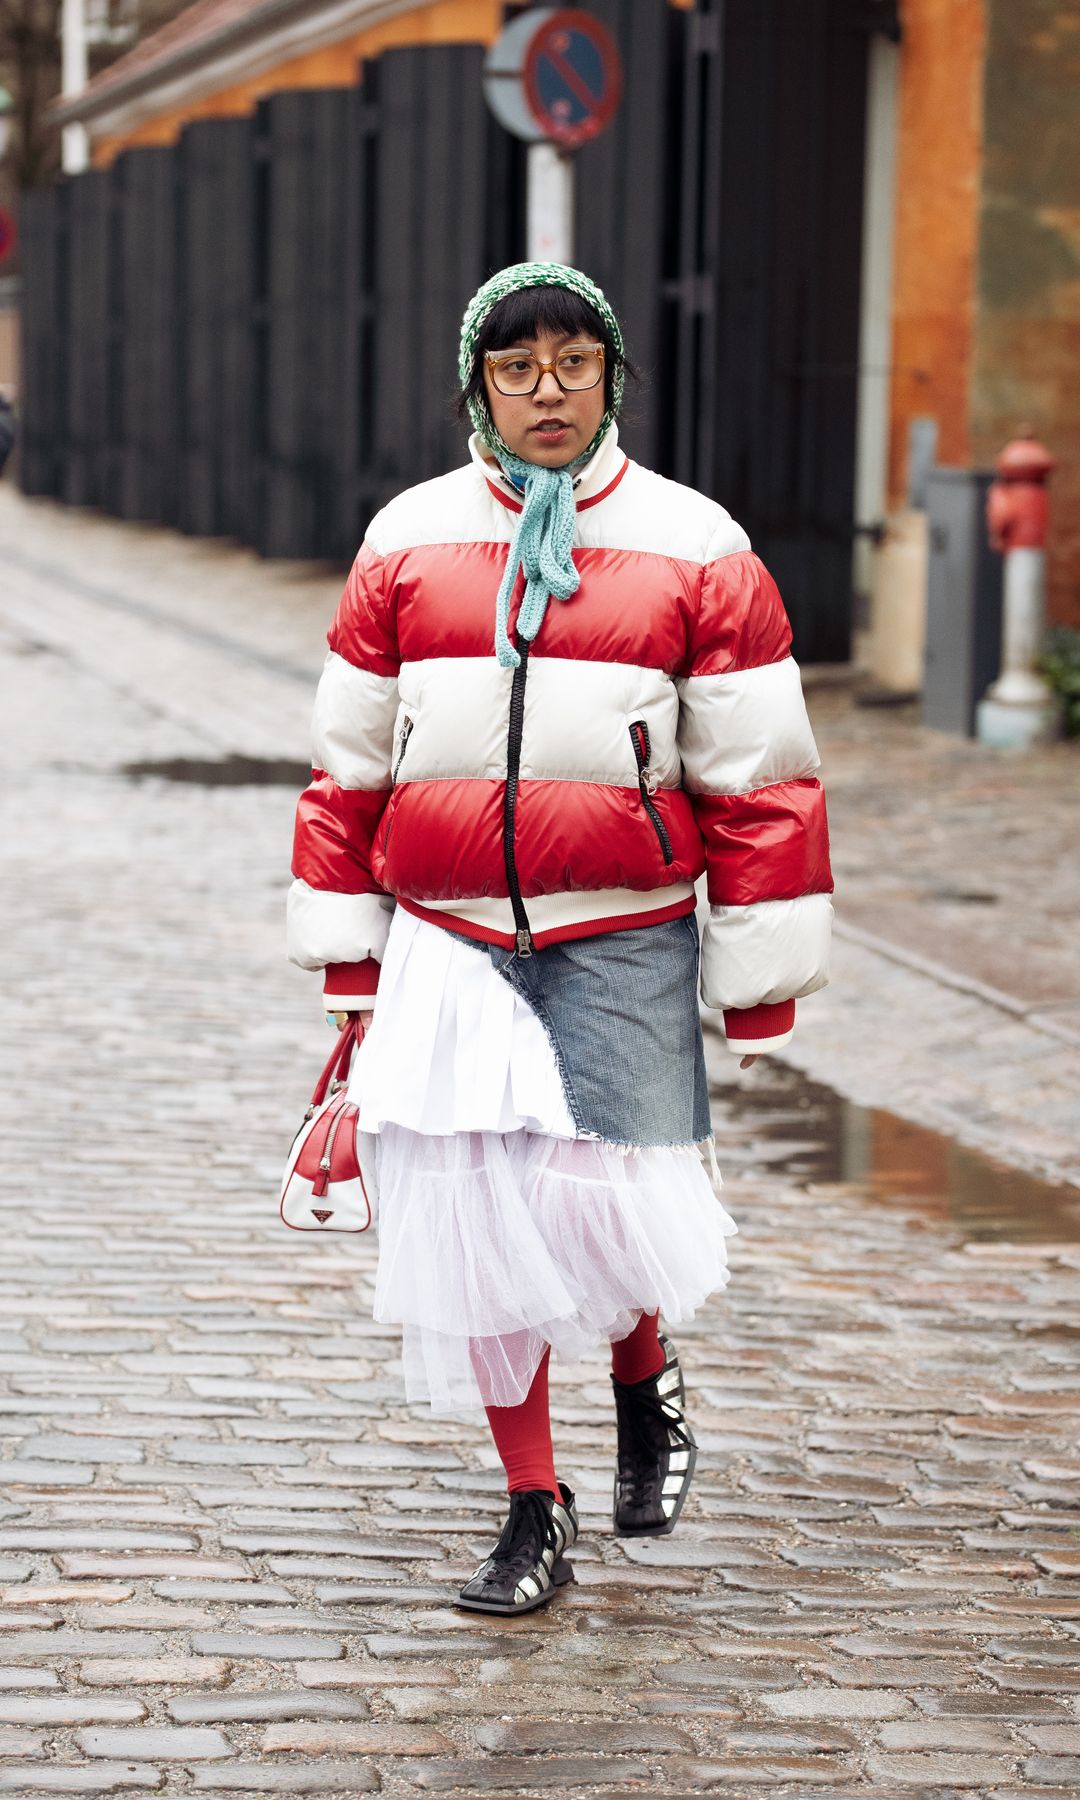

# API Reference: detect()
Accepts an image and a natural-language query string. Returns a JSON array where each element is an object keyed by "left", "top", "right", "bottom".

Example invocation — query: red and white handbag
[{"left": 280, "top": 1017, "right": 375, "bottom": 1233}]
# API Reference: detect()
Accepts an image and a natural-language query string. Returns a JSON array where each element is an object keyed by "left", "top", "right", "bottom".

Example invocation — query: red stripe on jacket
[
  {"left": 370, "top": 777, "right": 706, "bottom": 902},
  {"left": 329, "top": 542, "right": 790, "bottom": 679},
  {"left": 292, "top": 776, "right": 391, "bottom": 894},
  {"left": 691, "top": 780, "right": 832, "bottom": 906},
  {"left": 328, "top": 543, "right": 400, "bottom": 677}
]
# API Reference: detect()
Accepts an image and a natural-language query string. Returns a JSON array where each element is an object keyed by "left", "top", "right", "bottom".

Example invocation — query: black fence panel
[
  {"left": 114, "top": 145, "right": 181, "bottom": 525},
  {"left": 17, "top": 50, "right": 514, "bottom": 558},
  {"left": 178, "top": 118, "right": 257, "bottom": 539},
  {"left": 64, "top": 169, "right": 114, "bottom": 509},
  {"left": 578, "top": 0, "right": 892, "bottom": 661},
  {"left": 364, "top": 44, "right": 506, "bottom": 514},
  {"left": 252, "top": 88, "right": 359, "bottom": 559},
  {"left": 481, "top": 69, "right": 527, "bottom": 293},
  {"left": 19, "top": 185, "right": 67, "bottom": 498},
  {"left": 662, "top": 1, "right": 724, "bottom": 494},
  {"left": 574, "top": 0, "right": 679, "bottom": 471},
  {"left": 709, "top": 0, "right": 873, "bottom": 661},
  {"left": 659, "top": 0, "right": 885, "bottom": 661}
]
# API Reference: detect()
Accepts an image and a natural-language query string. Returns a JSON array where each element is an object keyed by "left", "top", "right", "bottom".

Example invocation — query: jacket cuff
[
  {"left": 322, "top": 957, "right": 381, "bottom": 1011},
  {"left": 722, "top": 999, "right": 796, "bottom": 1056}
]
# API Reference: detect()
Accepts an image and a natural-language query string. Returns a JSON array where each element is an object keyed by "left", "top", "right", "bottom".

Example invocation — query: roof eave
[{"left": 50, "top": 0, "right": 411, "bottom": 128}]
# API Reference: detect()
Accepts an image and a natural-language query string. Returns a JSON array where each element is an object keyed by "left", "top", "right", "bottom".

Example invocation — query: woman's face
[{"left": 482, "top": 328, "right": 606, "bottom": 468}]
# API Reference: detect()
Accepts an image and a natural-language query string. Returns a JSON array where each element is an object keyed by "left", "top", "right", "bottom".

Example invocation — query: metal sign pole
[
  {"left": 527, "top": 144, "right": 574, "bottom": 264},
  {"left": 61, "top": 0, "right": 90, "bottom": 172},
  {"left": 484, "top": 8, "right": 620, "bottom": 269}
]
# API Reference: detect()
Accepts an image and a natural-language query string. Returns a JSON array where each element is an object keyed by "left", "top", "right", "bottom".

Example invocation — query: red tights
[
  {"left": 610, "top": 1308, "right": 666, "bottom": 1386},
  {"left": 483, "top": 1311, "right": 664, "bottom": 1496}
]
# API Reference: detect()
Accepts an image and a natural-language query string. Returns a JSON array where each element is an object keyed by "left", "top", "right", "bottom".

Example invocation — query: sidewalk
[
  {"left": 2, "top": 487, "right": 1080, "bottom": 1799},
  {"left": 786, "top": 683, "right": 1080, "bottom": 1186}
]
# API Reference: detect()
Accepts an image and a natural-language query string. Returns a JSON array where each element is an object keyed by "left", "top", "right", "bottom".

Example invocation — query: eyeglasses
[{"left": 484, "top": 343, "right": 605, "bottom": 398}]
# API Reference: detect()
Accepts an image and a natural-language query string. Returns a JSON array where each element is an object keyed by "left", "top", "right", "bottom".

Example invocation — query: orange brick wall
[
  {"left": 887, "top": 0, "right": 986, "bottom": 504},
  {"left": 971, "top": 0, "right": 1080, "bottom": 628},
  {"left": 888, "top": 0, "right": 1079, "bottom": 625}
]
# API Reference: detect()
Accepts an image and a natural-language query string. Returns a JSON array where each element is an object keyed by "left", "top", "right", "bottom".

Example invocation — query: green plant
[{"left": 1039, "top": 626, "right": 1080, "bottom": 737}]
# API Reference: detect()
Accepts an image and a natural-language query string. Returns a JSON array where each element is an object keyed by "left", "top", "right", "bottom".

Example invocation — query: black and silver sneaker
[
  {"left": 455, "top": 1480, "right": 578, "bottom": 1615},
  {"left": 612, "top": 1332, "right": 697, "bottom": 1536}
]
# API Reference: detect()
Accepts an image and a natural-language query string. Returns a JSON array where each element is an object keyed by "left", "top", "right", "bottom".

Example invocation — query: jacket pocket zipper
[
  {"left": 629, "top": 720, "right": 674, "bottom": 866},
  {"left": 391, "top": 716, "right": 414, "bottom": 784}
]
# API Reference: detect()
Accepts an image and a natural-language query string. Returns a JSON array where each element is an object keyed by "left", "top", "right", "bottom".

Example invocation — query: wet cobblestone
[{"left": 2, "top": 487, "right": 1079, "bottom": 1794}]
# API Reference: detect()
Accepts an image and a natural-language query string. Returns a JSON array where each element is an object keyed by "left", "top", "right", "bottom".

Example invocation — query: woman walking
[{"left": 287, "top": 262, "right": 832, "bottom": 1614}]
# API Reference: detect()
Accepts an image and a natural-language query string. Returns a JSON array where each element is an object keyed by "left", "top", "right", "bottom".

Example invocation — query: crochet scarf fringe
[{"left": 493, "top": 449, "right": 583, "bottom": 670}]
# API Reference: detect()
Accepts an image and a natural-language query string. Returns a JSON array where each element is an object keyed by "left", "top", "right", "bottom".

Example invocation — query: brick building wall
[
  {"left": 887, "top": 0, "right": 985, "bottom": 490},
  {"left": 889, "top": 0, "right": 1080, "bottom": 626},
  {"left": 972, "top": 0, "right": 1080, "bottom": 627}
]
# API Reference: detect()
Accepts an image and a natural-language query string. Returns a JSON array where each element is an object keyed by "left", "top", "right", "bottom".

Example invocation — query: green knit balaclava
[{"left": 458, "top": 261, "right": 625, "bottom": 668}]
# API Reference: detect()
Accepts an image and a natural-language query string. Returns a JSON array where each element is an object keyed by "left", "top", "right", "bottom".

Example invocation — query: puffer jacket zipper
[
  {"left": 380, "top": 718, "right": 413, "bottom": 865},
  {"left": 503, "top": 635, "right": 533, "bottom": 956},
  {"left": 629, "top": 720, "right": 674, "bottom": 865},
  {"left": 392, "top": 716, "right": 413, "bottom": 784}
]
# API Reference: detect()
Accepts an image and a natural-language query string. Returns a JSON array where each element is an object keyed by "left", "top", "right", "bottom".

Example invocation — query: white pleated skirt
[{"left": 348, "top": 909, "right": 737, "bottom": 1413}]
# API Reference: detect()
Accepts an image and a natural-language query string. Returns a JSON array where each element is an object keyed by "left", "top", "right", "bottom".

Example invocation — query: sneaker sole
[
  {"left": 612, "top": 1439, "right": 698, "bottom": 1537},
  {"left": 453, "top": 1556, "right": 576, "bottom": 1616}
]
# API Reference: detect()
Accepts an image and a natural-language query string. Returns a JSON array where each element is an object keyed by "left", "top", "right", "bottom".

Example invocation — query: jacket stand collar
[{"left": 469, "top": 424, "right": 627, "bottom": 513}]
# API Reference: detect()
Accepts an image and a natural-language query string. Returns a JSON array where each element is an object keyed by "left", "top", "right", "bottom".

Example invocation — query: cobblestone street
[{"left": 3, "top": 487, "right": 1080, "bottom": 1798}]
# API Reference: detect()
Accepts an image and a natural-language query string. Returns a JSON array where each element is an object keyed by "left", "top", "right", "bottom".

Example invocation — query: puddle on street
[
  {"left": 121, "top": 754, "right": 310, "bottom": 787},
  {"left": 711, "top": 1060, "right": 1080, "bottom": 1244}
]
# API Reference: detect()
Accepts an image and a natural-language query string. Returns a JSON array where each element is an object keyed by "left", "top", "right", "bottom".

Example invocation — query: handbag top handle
[{"left": 309, "top": 1016, "right": 366, "bottom": 1112}]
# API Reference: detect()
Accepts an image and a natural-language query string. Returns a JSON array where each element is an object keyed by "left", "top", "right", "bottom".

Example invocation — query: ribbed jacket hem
[{"left": 397, "top": 890, "right": 697, "bottom": 952}]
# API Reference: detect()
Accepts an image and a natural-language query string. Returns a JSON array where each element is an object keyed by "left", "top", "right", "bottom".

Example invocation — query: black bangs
[{"left": 474, "top": 286, "right": 607, "bottom": 354}]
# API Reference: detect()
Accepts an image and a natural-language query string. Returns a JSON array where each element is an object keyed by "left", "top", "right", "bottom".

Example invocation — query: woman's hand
[
  {"left": 739, "top": 1054, "right": 761, "bottom": 1071},
  {"left": 332, "top": 1011, "right": 374, "bottom": 1032}
]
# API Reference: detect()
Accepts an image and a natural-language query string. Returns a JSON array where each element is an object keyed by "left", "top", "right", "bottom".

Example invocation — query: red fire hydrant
[
  {"left": 976, "top": 431, "right": 1060, "bottom": 747},
  {"left": 986, "top": 433, "right": 1054, "bottom": 553}
]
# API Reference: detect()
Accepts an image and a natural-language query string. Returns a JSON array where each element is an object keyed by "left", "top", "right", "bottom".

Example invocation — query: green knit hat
[{"left": 459, "top": 261, "right": 625, "bottom": 456}]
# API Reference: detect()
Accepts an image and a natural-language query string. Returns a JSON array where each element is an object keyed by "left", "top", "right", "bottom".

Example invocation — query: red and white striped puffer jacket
[{"left": 288, "top": 425, "right": 833, "bottom": 1055}]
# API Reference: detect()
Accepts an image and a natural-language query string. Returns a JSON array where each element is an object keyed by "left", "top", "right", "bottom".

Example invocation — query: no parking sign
[
  {"left": 484, "top": 8, "right": 622, "bottom": 149},
  {"left": 525, "top": 12, "right": 621, "bottom": 148}
]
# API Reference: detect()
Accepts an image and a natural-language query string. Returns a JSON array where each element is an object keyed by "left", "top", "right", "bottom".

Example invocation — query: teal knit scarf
[
  {"left": 458, "top": 262, "right": 625, "bottom": 670},
  {"left": 491, "top": 448, "right": 585, "bottom": 669}
]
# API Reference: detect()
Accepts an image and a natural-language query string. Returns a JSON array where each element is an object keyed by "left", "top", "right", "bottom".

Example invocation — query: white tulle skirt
[{"left": 348, "top": 910, "right": 737, "bottom": 1413}]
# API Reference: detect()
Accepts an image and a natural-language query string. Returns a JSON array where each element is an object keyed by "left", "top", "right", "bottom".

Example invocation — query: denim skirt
[{"left": 474, "top": 912, "right": 713, "bottom": 1151}]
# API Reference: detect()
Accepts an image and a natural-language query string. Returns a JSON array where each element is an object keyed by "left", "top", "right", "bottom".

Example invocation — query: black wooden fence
[
  {"left": 20, "top": 43, "right": 522, "bottom": 564},
  {"left": 19, "top": 5, "right": 897, "bottom": 659},
  {"left": 578, "top": 0, "right": 900, "bottom": 663}
]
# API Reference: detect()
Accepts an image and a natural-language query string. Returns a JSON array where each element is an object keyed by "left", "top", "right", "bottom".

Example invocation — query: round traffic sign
[
  {"left": 0, "top": 207, "right": 15, "bottom": 264},
  {"left": 524, "top": 10, "right": 622, "bottom": 149}
]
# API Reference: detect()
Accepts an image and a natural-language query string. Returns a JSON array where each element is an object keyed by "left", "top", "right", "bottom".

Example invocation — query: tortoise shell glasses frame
[{"left": 483, "top": 343, "right": 606, "bottom": 398}]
